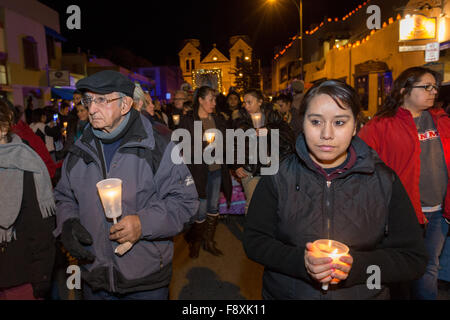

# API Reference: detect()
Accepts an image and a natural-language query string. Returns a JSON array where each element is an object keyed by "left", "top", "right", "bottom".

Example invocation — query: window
[
  {"left": 356, "top": 75, "right": 369, "bottom": 111},
  {"left": 23, "top": 36, "right": 39, "bottom": 69},
  {"left": 191, "top": 59, "right": 195, "bottom": 70},
  {"left": 186, "top": 59, "right": 190, "bottom": 72},
  {"left": 46, "top": 35, "right": 55, "bottom": 62}
]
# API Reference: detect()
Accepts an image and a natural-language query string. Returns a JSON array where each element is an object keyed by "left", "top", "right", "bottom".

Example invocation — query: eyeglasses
[
  {"left": 81, "top": 95, "right": 122, "bottom": 107},
  {"left": 411, "top": 84, "right": 439, "bottom": 92}
]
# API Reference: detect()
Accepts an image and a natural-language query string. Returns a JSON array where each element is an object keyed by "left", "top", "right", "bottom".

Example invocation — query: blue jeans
[
  {"left": 412, "top": 210, "right": 449, "bottom": 299},
  {"left": 438, "top": 219, "right": 450, "bottom": 282},
  {"left": 83, "top": 285, "right": 169, "bottom": 300},
  {"left": 195, "top": 169, "right": 222, "bottom": 222}
]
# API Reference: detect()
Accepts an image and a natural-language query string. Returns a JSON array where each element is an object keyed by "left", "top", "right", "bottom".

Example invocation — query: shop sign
[{"left": 399, "top": 15, "right": 436, "bottom": 41}]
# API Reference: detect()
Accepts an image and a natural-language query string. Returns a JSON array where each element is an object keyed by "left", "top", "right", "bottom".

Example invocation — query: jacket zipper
[{"left": 325, "top": 180, "right": 332, "bottom": 239}]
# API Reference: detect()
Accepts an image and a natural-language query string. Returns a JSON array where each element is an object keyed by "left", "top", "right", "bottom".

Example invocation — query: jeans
[
  {"left": 412, "top": 210, "right": 449, "bottom": 299},
  {"left": 438, "top": 219, "right": 450, "bottom": 282},
  {"left": 83, "top": 285, "right": 169, "bottom": 300},
  {"left": 194, "top": 169, "right": 222, "bottom": 222}
]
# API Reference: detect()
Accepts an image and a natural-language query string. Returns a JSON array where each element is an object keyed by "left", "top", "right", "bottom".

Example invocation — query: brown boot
[
  {"left": 203, "top": 214, "right": 223, "bottom": 256},
  {"left": 185, "top": 221, "right": 205, "bottom": 258}
]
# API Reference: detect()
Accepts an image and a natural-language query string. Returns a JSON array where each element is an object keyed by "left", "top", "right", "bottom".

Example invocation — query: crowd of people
[{"left": 0, "top": 66, "right": 449, "bottom": 300}]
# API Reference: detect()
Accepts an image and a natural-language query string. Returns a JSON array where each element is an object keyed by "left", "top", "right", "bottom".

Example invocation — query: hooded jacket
[
  {"left": 53, "top": 111, "right": 199, "bottom": 294},
  {"left": 358, "top": 107, "right": 450, "bottom": 224},
  {"left": 243, "top": 134, "right": 427, "bottom": 300}
]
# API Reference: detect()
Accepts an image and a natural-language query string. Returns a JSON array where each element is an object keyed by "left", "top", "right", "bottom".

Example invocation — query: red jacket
[
  {"left": 358, "top": 107, "right": 450, "bottom": 224},
  {"left": 12, "top": 120, "right": 57, "bottom": 179}
]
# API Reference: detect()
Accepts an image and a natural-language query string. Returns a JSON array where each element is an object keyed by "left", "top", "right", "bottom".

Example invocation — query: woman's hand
[
  {"left": 305, "top": 243, "right": 334, "bottom": 284},
  {"left": 235, "top": 167, "right": 248, "bottom": 179},
  {"left": 304, "top": 242, "right": 354, "bottom": 284}
]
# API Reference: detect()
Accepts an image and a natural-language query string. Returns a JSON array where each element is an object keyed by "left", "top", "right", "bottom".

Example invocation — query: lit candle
[
  {"left": 250, "top": 112, "right": 263, "bottom": 128},
  {"left": 96, "top": 178, "right": 122, "bottom": 224},
  {"left": 63, "top": 121, "right": 68, "bottom": 128},
  {"left": 172, "top": 114, "right": 180, "bottom": 125},
  {"left": 96, "top": 178, "right": 133, "bottom": 256},
  {"left": 312, "top": 239, "right": 349, "bottom": 290},
  {"left": 204, "top": 132, "right": 215, "bottom": 144}
]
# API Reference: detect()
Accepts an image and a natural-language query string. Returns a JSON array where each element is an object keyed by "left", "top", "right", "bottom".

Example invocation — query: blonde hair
[{"left": 133, "top": 82, "right": 148, "bottom": 110}]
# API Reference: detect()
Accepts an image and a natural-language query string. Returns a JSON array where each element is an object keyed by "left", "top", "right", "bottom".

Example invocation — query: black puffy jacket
[{"left": 243, "top": 134, "right": 428, "bottom": 300}]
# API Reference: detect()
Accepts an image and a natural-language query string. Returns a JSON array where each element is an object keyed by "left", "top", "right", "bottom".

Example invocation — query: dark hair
[
  {"left": 299, "top": 79, "right": 361, "bottom": 130},
  {"left": 273, "top": 93, "right": 293, "bottom": 104},
  {"left": 226, "top": 91, "right": 242, "bottom": 104},
  {"left": 0, "top": 99, "right": 14, "bottom": 140},
  {"left": 193, "top": 86, "right": 215, "bottom": 116},
  {"left": 31, "top": 108, "right": 47, "bottom": 123},
  {"left": 243, "top": 89, "right": 264, "bottom": 102},
  {"left": 376, "top": 67, "right": 441, "bottom": 118}
]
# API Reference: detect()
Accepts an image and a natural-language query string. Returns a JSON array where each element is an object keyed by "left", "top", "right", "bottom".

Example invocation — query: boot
[
  {"left": 203, "top": 214, "right": 223, "bottom": 256},
  {"left": 185, "top": 221, "right": 205, "bottom": 258}
]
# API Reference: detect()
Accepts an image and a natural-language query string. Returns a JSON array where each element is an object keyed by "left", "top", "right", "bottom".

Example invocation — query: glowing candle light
[
  {"left": 204, "top": 132, "right": 215, "bottom": 144},
  {"left": 96, "top": 178, "right": 122, "bottom": 224},
  {"left": 312, "top": 239, "right": 349, "bottom": 291},
  {"left": 172, "top": 114, "right": 180, "bottom": 125},
  {"left": 250, "top": 112, "right": 263, "bottom": 129}
]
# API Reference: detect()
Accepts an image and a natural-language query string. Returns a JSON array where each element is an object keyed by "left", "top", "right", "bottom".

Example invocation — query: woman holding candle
[
  {"left": 358, "top": 67, "right": 450, "bottom": 300},
  {"left": 232, "top": 89, "right": 295, "bottom": 214},
  {"left": 243, "top": 80, "right": 428, "bottom": 299},
  {"left": 178, "top": 86, "right": 232, "bottom": 258},
  {"left": 0, "top": 100, "right": 56, "bottom": 300}
]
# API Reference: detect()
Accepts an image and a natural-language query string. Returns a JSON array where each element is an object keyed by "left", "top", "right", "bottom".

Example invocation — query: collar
[
  {"left": 295, "top": 134, "right": 375, "bottom": 178},
  {"left": 81, "top": 109, "right": 151, "bottom": 148}
]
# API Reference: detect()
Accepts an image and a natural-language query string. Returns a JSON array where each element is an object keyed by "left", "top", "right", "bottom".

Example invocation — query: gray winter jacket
[{"left": 53, "top": 112, "right": 199, "bottom": 294}]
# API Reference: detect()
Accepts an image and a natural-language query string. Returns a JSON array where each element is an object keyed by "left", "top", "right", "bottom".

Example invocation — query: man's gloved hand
[{"left": 61, "top": 218, "right": 96, "bottom": 262}]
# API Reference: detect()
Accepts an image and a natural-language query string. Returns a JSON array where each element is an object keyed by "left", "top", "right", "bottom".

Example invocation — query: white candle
[{"left": 96, "top": 178, "right": 122, "bottom": 223}]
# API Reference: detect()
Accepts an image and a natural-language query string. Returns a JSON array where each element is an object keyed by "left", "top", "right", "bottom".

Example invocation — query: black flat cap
[{"left": 76, "top": 70, "right": 135, "bottom": 97}]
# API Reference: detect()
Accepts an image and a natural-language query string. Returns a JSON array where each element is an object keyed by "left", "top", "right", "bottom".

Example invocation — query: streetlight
[{"left": 268, "top": 0, "right": 303, "bottom": 80}]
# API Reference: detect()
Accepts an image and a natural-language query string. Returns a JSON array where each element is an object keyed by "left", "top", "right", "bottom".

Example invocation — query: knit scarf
[{"left": 0, "top": 134, "right": 55, "bottom": 243}]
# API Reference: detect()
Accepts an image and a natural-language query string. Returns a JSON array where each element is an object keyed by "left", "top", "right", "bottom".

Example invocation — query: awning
[
  {"left": 51, "top": 87, "right": 75, "bottom": 100},
  {"left": 44, "top": 26, "right": 67, "bottom": 42}
]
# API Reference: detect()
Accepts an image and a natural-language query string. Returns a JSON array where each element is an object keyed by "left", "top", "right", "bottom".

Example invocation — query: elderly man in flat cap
[{"left": 53, "top": 70, "right": 199, "bottom": 300}]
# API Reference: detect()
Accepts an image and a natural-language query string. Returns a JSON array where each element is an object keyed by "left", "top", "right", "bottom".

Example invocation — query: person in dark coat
[
  {"left": 0, "top": 99, "right": 56, "bottom": 300},
  {"left": 232, "top": 89, "right": 296, "bottom": 214},
  {"left": 243, "top": 80, "right": 428, "bottom": 300},
  {"left": 178, "top": 86, "right": 232, "bottom": 258}
]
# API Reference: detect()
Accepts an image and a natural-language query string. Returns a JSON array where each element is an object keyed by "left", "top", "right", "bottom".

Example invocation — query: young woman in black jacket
[
  {"left": 178, "top": 86, "right": 232, "bottom": 258},
  {"left": 243, "top": 80, "right": 428, "bottom": 299}
]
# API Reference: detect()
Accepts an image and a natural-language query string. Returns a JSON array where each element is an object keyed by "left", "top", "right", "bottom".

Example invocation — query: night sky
[{"left": 39, "top": 0, "right": 363, "bottom": 68}]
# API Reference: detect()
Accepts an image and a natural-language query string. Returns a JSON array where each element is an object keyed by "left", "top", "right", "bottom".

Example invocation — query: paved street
[
  {"left": 170, "top": 215, "right": 264, "bottom": 300},
  {"left": 169, "top": 215, "right": 450, "bottom": 300}
]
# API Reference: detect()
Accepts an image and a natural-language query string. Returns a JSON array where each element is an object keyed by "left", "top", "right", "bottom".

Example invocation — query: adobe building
[
  {"left": 178, "top": 35, "right": 254, "bottom": 94},
  {"left": 272, "top": 0, "right": 450, "bottom": 117}
]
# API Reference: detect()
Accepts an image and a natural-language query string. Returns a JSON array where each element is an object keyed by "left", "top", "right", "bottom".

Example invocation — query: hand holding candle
[
  {"left": 96, "top": 178, "right": 134, "bottom": 256},
  {"left": 305, "top": 240, "right": 352, "bottom": 290}
]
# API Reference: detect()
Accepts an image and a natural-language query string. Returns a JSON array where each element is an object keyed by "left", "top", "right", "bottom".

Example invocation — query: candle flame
[{"left": 205, "top": 132, "right": 215, "bottom": 143}]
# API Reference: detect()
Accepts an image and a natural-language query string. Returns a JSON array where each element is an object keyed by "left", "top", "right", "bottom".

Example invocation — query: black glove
[
  {"left": 32, "top": 281, "right": 51, "bottom": 299},
  {"left": 61, "top": 218, "right": 96, "bottom": 262}
]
